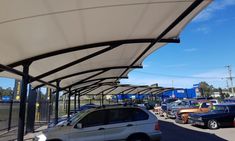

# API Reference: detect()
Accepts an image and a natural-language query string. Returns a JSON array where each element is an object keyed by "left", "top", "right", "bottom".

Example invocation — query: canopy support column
[
  {"left": 67, "top": 88, "right": 71, "bottom": 119},
  {"left": 74, "top": 93, "right": 77, "bottom": 113},
  {"left": 55, "top": 80, "right": 61, "bottom": 124},
  {"left": 48, "top": 88, "right": 52, "bottom": 123},
  {"left": 17, "top": 62, "right": 31, "bottom": 141},
  {"left": 8, "top": 95, "right": 13, "bottom": 131},
  {"left": 26, "top": 87, "right": 37, "bottom": 133},
  {"left": 77, "top": 91, "right": 80, "bottom": 110},
  {"left": 101, "top": 92, "right": 104, "bottom": 106},
  {"left": 116, "top": 95, "right": 119, "bottom": 103}
]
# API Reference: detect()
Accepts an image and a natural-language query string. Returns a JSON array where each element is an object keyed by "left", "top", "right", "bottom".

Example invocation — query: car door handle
[
  {"left": 126, "top": 124, "right": 133, "bottom": 127},
  {"left": 98, "top": 128, "right": 105, "bottom": 130}
]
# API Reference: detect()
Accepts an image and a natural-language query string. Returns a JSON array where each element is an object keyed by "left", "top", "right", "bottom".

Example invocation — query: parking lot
[{"left": 157, "top": 115, "right": 235, "bottom": 141}]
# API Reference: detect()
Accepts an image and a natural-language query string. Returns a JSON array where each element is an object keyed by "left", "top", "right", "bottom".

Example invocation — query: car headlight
[{"left": 35, "top": 134, "right": 47, "bottom": 141}]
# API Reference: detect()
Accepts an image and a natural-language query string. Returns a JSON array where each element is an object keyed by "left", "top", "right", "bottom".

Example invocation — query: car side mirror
[{"left": 76, "top": 123, "right": 82, "bottom": 129}]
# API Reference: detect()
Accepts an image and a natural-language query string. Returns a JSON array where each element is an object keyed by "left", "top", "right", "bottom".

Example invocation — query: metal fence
[{"left": 0, "top": 98, "right": 116, "bottom": 133}]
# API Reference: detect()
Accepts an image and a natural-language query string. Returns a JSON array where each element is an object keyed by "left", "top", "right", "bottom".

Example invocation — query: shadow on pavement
[{"left": 159, "top": 120, "right": 227, "bottom": 141}]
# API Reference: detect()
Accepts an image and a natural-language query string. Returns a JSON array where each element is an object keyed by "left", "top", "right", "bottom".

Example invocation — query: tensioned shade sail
[
  {"left": 83, "top": 83, "right": 173, "bottom": 96},
  {"left": 0, "top": 0, "right": 211, "bottom": 90}
]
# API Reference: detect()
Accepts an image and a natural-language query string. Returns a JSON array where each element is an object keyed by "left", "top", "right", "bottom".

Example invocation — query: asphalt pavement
[{"left": 157, "top": 115, "right": 235, "bottom": 141}]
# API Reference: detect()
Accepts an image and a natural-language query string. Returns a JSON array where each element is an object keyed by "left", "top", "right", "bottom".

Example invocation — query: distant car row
[{"left": 153, "top": 97, "right": 235, "bottom": 129}]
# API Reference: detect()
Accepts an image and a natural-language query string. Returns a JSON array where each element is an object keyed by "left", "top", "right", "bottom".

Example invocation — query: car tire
[
  {"left": 181, "top": 113, "right": 189, "bottom": 124},
  {"left": 207, "top": 119, "right": 218, "bottom": 129},
  {"left": 127, "top": 134, "right": 150, "bottom": 141}
]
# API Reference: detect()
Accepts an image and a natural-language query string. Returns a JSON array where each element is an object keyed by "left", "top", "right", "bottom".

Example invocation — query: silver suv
[{"left": 35, "top": 106, "right": 161, "bottom": 141}]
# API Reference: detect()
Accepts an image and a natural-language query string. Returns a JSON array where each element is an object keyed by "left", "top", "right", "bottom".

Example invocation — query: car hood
[
  {"left": 190, "top": 111, "right": 224, "bottom": 118},
  {"left": 43, "top": 125, "right": 72, "bottom": 138},
  {"left": 171, "top": 105, "right": 189, "bottom": 110}
]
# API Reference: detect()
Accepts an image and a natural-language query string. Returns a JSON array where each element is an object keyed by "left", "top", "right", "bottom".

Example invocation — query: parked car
[
  {"left": 160, "top": 98, "right": 178, "bottom": 117},
  {"left": 36, "top": 105, "right": 161, "bottom": 141},
  {"left": 166, "top": 99, "right": 195, "bottom": 119},
  {"left": 48, "top": 104, "right": 98, "bottom": 128},
  {"left": 175, "top": 100, "right": 213, "bottom": 124},
  {"left": 188, "top": 103, "right": 235, "bottom": 129},
  {"left": 223, "top": 97, "right": 235, "bottom": 103},
  {"left": 153, "top": 104, "right": 162, "bottom": 115}
]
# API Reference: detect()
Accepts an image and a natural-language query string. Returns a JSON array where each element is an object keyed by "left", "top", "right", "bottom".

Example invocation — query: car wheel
[
  {"left": 208, "top": 120, "right": 218, "bottom": 129},
  {"left": 181, "top": 114, "right": 188, "bottom": 124},
  {"left": 128, "top": 134, "right": 150, "bottom": 141}
]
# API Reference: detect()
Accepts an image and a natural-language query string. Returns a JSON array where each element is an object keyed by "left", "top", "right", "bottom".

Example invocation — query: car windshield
[
  {"left": 191, "top": 102, "right": 200, "bottom": 108},
  {"left": 165, "top": 99, "right": 177, "bottom": 103},
  {"left": 69, "top": 109, "right": 92, "bottom": 125}
]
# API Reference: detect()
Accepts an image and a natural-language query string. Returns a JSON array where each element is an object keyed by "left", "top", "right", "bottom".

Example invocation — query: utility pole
[{"left": 225, "top": 65, "right": 234, "bottom": 96}]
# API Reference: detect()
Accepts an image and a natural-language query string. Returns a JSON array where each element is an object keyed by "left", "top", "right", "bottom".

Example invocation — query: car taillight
[
  {"left": 233, "top": 118, "right": 235, "bottom": 127},
  {"left": 155, "top": 122, "right": 160, "bottom": 130}
]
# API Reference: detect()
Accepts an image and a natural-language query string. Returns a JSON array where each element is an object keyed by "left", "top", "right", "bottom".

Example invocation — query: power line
[{"left": 133, "top": 70, "right": 229, "bottom": 79}]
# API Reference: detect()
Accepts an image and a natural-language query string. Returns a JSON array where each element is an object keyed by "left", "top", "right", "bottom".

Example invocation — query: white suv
[{"left": 35, "top": 106, "right": 161, "bottom": 141}]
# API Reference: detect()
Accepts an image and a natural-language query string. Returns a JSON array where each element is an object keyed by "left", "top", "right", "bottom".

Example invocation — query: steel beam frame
[
  {"left": 63, "top": 82, "right": 117, "bottom": 96},
  {"left": 31, "top": 44, "right": 121, "bottom": 82},
  {"left": 0, "top": 2, "right": 202, "bottom": 141},
  {"left": 0, "top": 64, "right": 57, "bottom": 89},
  {"left": 117, "top": 0, "right": 203, "bottom": 81},
  {"left": 103, "top": 86, "right": 118, "bottom": 95},
  {"left": 17, "top": 62, "right": 31, "bottom": 141},
  {"left": 94, "top": 86, "right": 118, "bottom": 96},
  {"left": 80, "top": 86, "right": 100, "bottom": 95},
  {"left": 55, "top": 80, "right": 60, "bottom": 124},
  {"left": 2, "top": 38, "right": 179, "bottom": 72},
  {"left": 35, "top": 66, "right": 141, "bottom": 89},
  {"left": 124, "top": 87, "right": 139, "bottom": 94},
  {"left": 61, "top": 76, "right": 128, "bottom": 92},
  {"left": 67, "top": 88, "right": 71, "bottom": 119},
  {"left": 137, "top": 88, "right": 152, "bottom": 94}
]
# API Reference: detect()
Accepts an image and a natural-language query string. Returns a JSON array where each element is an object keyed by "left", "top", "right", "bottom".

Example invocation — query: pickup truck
[{"left": 175, "top": 100, "right": 213, "bottom": 124}]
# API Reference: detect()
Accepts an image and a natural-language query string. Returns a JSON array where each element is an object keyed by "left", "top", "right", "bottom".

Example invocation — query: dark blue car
[{"left": 189, "top": 103, "right": 235, "bottom": 129}]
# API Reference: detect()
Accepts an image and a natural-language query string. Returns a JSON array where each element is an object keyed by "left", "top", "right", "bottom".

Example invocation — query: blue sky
[
  {"left": 121, "top": 0, "right": 235, "bottom": 88},
  {"left": 1, "top": 0, "right": 235, "bottom": 90}
]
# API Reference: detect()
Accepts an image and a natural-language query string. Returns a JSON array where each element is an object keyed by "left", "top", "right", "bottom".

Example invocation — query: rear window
[
  {"left": 79, "top": 110, "right": 106, "bottom": 128},
  {"left": 132, "top": 108, "right": 149, "bottom": 121},
  {"left": 108, "top": 108, "right": 133, "bottom": 124},
  {"left": 107, "top": 108, "right": 149, "bottom": 124}
]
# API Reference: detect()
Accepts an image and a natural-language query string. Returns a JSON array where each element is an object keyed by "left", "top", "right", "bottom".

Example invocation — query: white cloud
[
  {"left": 120, "top": 69, "right": 229, "bottom": 88},
  {"left": 183, "top": 48, "right": 198, "bottom": 52},
  {"left": 164, "top": 64, "right": 187, "bottom": 68},
  {"left": 195, "top": 26, "right": 210, "bottom": 34},
  {"left": 194, "top": 0, "right": 235, "bottom": 22},
  {"left": 193, "top": 69, "right": 227, "bottom": 78},
  {"left": 143, "top": 63, "right": 150, "bottom": 68}
]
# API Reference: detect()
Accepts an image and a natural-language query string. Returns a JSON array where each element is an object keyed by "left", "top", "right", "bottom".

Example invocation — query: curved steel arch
[
  {"left": 34, "top": 65, "right": 142, "bottom": 88},
  {"left": 61, "top": 76, "right": 128, "bottom": 91},
  {"left": 117, "top": 0, "right": 203, "bottom": 81},
  {"left": 3, "top": 38, "right": 179, "bottom": 70}
]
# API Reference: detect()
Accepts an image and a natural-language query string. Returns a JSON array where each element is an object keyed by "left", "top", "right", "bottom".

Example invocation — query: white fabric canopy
[
  {"left": 83, "top": 83, "right": 171, "bottom": 95},
  {"left": 0, "top": 0, "right": 211, "bottom": 90}
]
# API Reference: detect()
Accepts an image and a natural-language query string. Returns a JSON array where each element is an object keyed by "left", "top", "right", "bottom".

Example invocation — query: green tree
[
  {"left": 199, "top": 82, "right": 213, "bottom": 97},
  {"left": 0, "top": 87, "right": 13, "bottom": 99}
]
